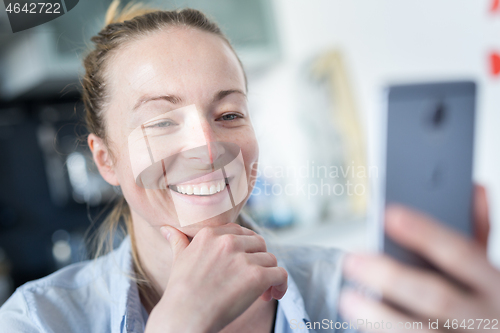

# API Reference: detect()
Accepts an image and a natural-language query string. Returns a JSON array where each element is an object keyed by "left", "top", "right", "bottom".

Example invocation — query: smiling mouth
[{"left": 168, "top": 177, "right": 231, "bottom": 196}]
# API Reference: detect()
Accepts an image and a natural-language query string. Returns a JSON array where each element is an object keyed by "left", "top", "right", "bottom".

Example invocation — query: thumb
[{"left": 160, "top": 225, "right": 190, "bottom": 259}]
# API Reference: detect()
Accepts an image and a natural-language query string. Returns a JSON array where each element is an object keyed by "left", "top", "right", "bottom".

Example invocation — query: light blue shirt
[{"left": 0, "top": 213, "right": 351, "bottom": 332}]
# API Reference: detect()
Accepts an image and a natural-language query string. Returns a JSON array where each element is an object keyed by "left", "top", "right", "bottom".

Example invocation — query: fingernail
[
  {"left": 343, "top": 254, "right": 364, "bottom": 277},
  {"left": 160, "top": 226, "right": 170, "bottom": 241}
]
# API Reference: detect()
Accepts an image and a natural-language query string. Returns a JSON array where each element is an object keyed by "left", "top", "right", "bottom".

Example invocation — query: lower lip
[{"left": 168, "top": 185, "right": 231, "bottom": 206}]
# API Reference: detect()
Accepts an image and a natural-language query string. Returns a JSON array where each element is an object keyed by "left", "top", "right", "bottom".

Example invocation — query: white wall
[{"left": 247, "top": 0, "right": 500, "bottom": 266}]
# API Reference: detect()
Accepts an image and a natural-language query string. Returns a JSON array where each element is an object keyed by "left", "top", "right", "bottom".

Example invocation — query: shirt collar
[
  {"left": 105, "top": 236, "right": 146, "bottom": 333},
  {"left": 239, "top": 212, "right": 312, "bottom": 332}
]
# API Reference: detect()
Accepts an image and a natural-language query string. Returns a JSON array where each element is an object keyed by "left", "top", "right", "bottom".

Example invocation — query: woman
[{"left": 1, "top": 1, "right": 499, "bottom": 332}]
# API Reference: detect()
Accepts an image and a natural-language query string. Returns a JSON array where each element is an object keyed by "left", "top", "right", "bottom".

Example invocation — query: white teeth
[
  {"left": 200, "top": 185, "right": 209, "bottom": 195},
  {"left": 171, "top": 179, "right": 228, "bottom": 196}
]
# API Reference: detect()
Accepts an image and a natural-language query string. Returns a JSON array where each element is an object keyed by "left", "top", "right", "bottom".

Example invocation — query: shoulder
[
  {"left": 240, "top": 212, "right": 347, "bottom": 325},
  {"left": 239, "top": 212, "right": 345, "bottom": 287},
  {"left": 240, "top": 211, "right": 345, "bottom": 279},
  {"left": 0, "top": 288, "right": 41, "bottom": 332},
  {"left": 268, "top": 241, "right": 345, "bottom": 297},
  {"left": 273, "top": 242, "right": 347, "bottom": 329},
  {"left": 0, "top": 238, "right": 132, "bottom": 333},
  {"left": 268, "top": 241, "right": 344, "bottom": 268},
  {"left": 269, "top": 242, "right": 347, "bottom": 331}
]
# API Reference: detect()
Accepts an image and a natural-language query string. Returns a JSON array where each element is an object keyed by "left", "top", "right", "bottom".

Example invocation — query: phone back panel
[{"left": 384, "top": 81, "right": 476, "bottom": 267}]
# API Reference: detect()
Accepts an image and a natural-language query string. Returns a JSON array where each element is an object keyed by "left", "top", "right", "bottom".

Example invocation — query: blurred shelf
[{"left": 268, "top": 218, "right": 368, "bottom": 252}]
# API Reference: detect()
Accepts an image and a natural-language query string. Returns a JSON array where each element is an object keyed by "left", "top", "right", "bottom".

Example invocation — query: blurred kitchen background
[{"left": 1, "top": 0, "right": 499, "bottom": 305}]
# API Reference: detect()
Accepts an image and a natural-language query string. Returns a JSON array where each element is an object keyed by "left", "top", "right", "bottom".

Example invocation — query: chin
[{"left": 177, "top": 207, "right": 242, "bottom": 237}]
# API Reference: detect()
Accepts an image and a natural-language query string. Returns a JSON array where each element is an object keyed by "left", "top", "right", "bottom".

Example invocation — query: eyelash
[
  {"left": 218, "top": 112, "right": 243, "bottom": 121},
  {"left": 144, "top": 112, "right": 243, "bottom": 129},
  {"left": 146, "top": 120, "right": 176, "bottom": 128}
]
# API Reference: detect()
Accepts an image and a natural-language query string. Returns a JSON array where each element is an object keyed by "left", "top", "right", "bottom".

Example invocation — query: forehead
[{"left": 106, "top": 27, "right": 245, "bottom": 104}]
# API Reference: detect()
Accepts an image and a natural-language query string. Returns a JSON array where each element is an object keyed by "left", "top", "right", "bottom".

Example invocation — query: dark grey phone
[{"left": 383, "top": 81, "right": 476, "bottom": 268}]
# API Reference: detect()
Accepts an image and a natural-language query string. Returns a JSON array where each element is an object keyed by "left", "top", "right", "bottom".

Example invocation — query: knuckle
[
  {"left": 223, "top": 222, "right": 238, "bottom": 231},
  {"left": 440, "top": 240, "right": 474, "bottom": 268},
  {"left": 245, "top": 227, "right": 257, "bottom": 235},
  {"left": 220, "top": 234, "right": 238, "bottom": 253},
  {"left": 227, "top": 223, "right": 244, "bottom": 234},
  {"left": 429, "top": 290, "right": 454, "bottom": 316},
  {"left": 267, "top": 253, "right": 278, "bottom": 266},
  {"left": 198, "top": 227, "right": 215, "bottom": 240},
  {"left": 450, "top": 244, "right": 469, "bottom": 262},
  {"left": 279, "top": 267, "right": 288, "bottom": 281},
  {"left": 382, "top": 260, "right": 403, "bottom": 287},
  {"left": 238, "top": 252, "right": 250, "bottom": 265},
  {"left": 248, "top": 265, "right": 264, "bottom": 283},
  {"left": 423, "top": 278, "right": 455, "bottom": 316},
  {"left": 255, "top": 234, "right": 267, "bottom": 251}
]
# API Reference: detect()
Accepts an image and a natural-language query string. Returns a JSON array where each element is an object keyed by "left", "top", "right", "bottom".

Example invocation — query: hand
[
  {"left": 144, "top": 223, "right": 288, "bottom": 333},
  {"left": 340, "top": 185, "right": 500, "bottom": 332}
]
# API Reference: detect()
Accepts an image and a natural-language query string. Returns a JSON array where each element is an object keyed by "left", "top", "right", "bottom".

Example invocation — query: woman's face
[{"left": 96, "top": 27, "right": 258, "bottom": 236}]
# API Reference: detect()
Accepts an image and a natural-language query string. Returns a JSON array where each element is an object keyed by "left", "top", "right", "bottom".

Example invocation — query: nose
[
  {"left": 200, "top": 118, "right": 221, "bottom": 164},
  {"left": 181, "top": 113, "right": 221, "bottom": 165}
]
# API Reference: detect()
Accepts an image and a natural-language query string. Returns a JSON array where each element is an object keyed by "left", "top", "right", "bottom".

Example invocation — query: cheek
[
  {"left": 217, "top": 126, "right": 258, "bottom": 178},
  {"left": 112, "top": 141, "right": 135, "bottom": 186},
  {"left": 112, "top": 141, "right": 179, "bottom": 225},
  {"left": 238, "top": 132, "right": 259, "bottom": 185},
  {"left": 119, "top": 173, "right": 179, "bottom": 227},
  {"left": 113, "top": 148, "right": 146, "bottom": 207}
]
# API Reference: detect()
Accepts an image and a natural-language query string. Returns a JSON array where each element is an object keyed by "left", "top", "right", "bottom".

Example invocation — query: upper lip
[{"left": 171, "top": 170, "right": 229, "bottom": 186}]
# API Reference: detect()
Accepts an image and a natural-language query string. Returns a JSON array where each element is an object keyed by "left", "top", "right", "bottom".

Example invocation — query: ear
[{"left": 88, "top": 133, "right": 120, "bottom": 186}]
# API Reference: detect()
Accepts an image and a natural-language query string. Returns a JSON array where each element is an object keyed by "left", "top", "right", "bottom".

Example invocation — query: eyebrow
[
  {"left": 212, "top": 89, "right": 247, "bottom": 103},
  {"left": 133, "top": 94, "right": 182, "bottom": 111},
  {"left": 132, "top": 89, "right": 246, "bottom": 111}
]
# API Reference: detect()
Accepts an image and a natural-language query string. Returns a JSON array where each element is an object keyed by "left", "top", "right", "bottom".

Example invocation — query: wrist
[{"left": 147, "top": 289, "right": 214, "bottom": 333}]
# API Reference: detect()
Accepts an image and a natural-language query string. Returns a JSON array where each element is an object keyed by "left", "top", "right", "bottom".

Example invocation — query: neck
[{"left": 129, "top": 209, "right": 174, "bottom": 313}]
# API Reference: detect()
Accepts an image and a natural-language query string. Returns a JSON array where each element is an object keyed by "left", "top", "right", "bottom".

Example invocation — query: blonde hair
[{"left": 83, "top": 0, "right": 247, "bottom": 311}]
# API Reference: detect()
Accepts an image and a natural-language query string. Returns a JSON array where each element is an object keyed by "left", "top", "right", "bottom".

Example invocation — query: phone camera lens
[{"left": 431, "top": 103, "right": 446, "bottom": 128}]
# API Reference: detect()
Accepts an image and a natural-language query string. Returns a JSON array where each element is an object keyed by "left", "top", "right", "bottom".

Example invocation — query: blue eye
[
  {"left": 221, "top": 113, "right": 240, "bottom": 121},
  {"left": 147, "top": 119, "right": 176, "bottom": 128},
  {"left": 155, "top": 120, "right": 173, "bottom": 127}
]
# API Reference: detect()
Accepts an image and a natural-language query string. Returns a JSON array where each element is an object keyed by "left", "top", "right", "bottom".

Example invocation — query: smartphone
[{"left": 380, "top": 81, "right": 476, "bottom": 268}]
